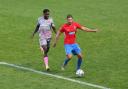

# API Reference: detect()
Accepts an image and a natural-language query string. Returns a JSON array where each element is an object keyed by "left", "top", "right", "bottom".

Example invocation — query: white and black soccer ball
[{"left": 76, "top": 69, "right": 84, "bottom": 77}]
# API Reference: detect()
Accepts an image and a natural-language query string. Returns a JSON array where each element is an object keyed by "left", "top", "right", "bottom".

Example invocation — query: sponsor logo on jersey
[{"left": 69, "top": 31, "right": 75, "bottom": 35}]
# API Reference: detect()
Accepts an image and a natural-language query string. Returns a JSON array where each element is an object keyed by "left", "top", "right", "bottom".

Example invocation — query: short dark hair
[
  {"left": 43, "top": 9, "right": 50, "bottom": 13},
  {"left": 67, "top": 14, "right": 73, "bottom": 19}
]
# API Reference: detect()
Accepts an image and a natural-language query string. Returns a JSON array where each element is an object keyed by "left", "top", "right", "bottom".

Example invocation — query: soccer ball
[{"left": 76, "top": 69, "right": 84, "bottom": 77}]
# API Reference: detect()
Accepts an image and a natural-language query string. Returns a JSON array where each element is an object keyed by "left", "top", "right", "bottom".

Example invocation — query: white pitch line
[{"left": 0, "top": 62, "right": 110, "bottom": 89}]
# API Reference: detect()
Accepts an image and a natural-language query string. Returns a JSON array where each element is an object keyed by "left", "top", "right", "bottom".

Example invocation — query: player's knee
[
  {"left": 40, "top": 47, "right": 44, "bottom": 52},
  {"left": 46, "top": 47, "right": 50, "bottom": 52},
  {"left": 77, "top": 54, "right": 83, "bottom": 59},
  {"left": 41, "top": 45, "right": 48, "bottom": 55},
  {"left": 42, "top": 46, "right": 47, "bottom": 51},
  {"left": 67, "top": 54, "right": 72, "bottom": 59},
  {"left": 44, "top": 49, "right": 49, "bottom": 55}
]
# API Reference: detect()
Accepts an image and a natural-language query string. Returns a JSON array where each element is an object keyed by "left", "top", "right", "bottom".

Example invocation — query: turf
[{"left": 0, "top": 0, "right": 128, "bottom": 89}]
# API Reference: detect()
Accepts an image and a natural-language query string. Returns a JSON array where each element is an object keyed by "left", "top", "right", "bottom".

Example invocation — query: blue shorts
[{"left": 64, "top": 43, "right": 81, "bottom": 55}]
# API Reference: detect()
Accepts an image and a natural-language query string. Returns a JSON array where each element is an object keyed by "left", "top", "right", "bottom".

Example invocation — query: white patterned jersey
[{"left": 37, "top": 16, "right": 55, "bottom": 39}]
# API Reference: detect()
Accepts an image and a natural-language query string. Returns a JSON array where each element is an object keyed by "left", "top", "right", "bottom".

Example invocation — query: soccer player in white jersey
[{"left": 32, "top": 9, "right": 56, "bottom": 71}]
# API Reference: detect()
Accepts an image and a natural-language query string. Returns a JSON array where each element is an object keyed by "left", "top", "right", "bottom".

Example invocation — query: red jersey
[{"left": 60, "top": 22, "right": 82, "bottom": 44}]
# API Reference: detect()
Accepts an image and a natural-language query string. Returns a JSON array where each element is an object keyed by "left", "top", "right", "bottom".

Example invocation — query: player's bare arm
[
  {"left": 52, "top": 25, "right": 57, "bottom": 34},
  {"left": 80, "top": 26, "right": 98, "bottom": 32},
  {"left": 32, "top": 23, "right": 40, "bottom": 38},
  {"left": 53, "top": 30, "right": 62, "bottom": 47}
]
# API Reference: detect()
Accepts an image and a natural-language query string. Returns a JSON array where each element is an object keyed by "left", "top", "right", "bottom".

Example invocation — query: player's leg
[
  {"left": 73, "top": 44, "right": 83, "bottom": 70},
  {"left": 61, "top": 44, "right": 73, "bottom": 70},
  {"left": 76, "top": 53, "right": 83, "bottom": 70},
  {"left": 43, "top": 38, "right": 51, "bottom": 71},
  {"left": 45, "top": 38, "right": 51, "bottom": 54},
  {"left": 41, "top": 45, "right": 50, "bottom": 71},
  {"left": 63, "top": 54, "right": 72, "bottom": 67},
  {"left": 40, "top": 38, "right": 50, "bottom": 71}
]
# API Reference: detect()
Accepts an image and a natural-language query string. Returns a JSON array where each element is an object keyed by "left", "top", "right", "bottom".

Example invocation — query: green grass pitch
[{"left": 0, "top": 0, "right": 128, "bottom": 89}]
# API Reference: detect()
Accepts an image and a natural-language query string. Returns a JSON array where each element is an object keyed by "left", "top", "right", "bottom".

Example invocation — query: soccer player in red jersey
[{"left": 53, "top": 14, "right": 98, "bottom": 71}]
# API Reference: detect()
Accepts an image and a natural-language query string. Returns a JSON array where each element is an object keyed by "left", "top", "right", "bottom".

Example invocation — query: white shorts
[{"left": 39, "top": 38, "right": 51, "bottom": 46}]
